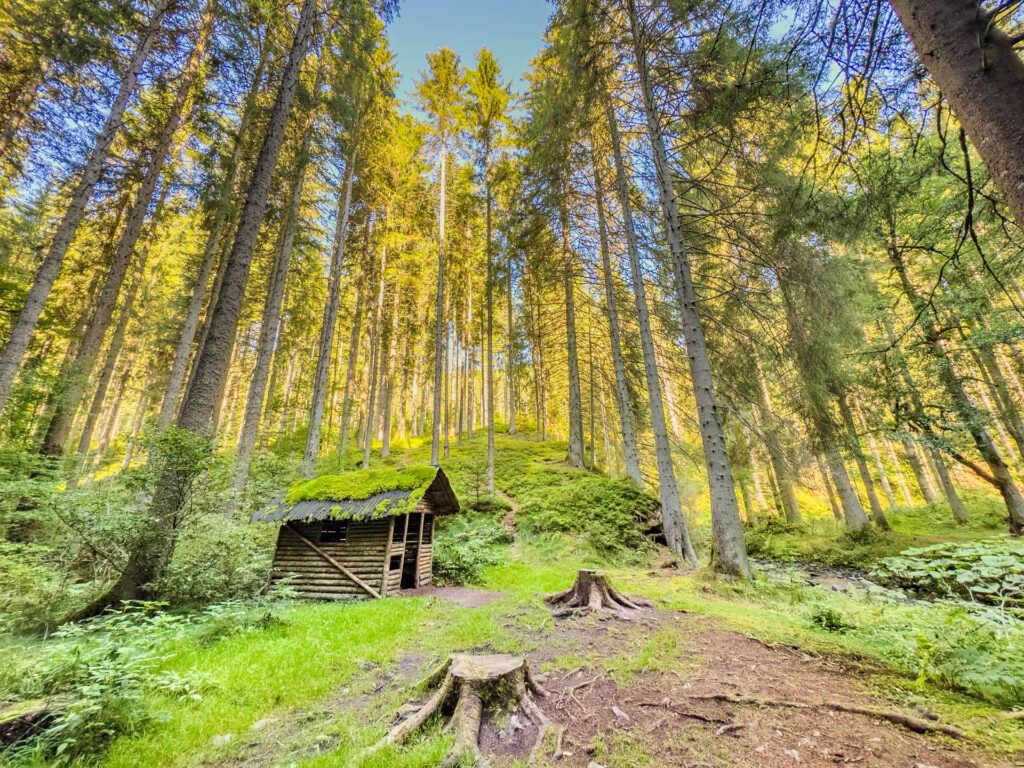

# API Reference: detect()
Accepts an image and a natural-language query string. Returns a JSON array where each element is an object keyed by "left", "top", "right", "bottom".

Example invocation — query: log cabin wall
[{"left": 270, "top": 519, "right": 389, "bottom": 600}]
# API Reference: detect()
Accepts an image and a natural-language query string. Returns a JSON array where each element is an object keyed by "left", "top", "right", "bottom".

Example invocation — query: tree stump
[
  {"left": 363, "top": 653, "right": 562, "bottom": 767},
  {"left": 546, "top": 569, "right": 647, "bottom": 617}
]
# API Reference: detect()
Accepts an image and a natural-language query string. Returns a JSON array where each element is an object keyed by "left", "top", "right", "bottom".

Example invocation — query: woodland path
[{"left": 209, "top": 593, "right": 1009, "bottom": 768}]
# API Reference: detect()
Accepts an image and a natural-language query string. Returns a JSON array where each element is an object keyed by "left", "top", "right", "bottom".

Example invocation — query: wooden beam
[{"left": 286, "top": 523, "right": 381, "bottom": 599}]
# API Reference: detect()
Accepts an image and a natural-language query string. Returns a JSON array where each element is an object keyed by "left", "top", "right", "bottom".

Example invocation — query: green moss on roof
[{"left": 285, "top": 465, "right": 438, "bottom": 506}]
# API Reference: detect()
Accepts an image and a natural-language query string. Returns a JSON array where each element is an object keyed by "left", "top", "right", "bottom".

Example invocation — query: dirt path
[
  {"left": 522, "top": 610, "right": 1008, "bottom": 767},
  {"left": 495, "top": 488, "right": 518, "bottom": 532}
]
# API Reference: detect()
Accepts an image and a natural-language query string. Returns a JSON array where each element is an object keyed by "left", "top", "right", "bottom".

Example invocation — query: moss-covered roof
[{"left": 251, "top": 466, "right": 460, "bottom": 523}]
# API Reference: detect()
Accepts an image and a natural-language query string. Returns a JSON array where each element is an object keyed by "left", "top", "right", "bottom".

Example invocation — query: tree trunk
[
  {"left": 232, "top": 112, "right": 316, "bottom": 497},
  {"left": 626, "top": 2, "right": 748, "bottom": 576},
  {"left": 859, "top": 409, "right": 897, "bottom": 509},
  {"left": 888, "top": 245, "right": 1024, "bottom": 533},
  {"left": 838, "top": 394, "right": 891, "bottom": 530},
  {"left": 431, "top": 147, "right": 447, "bottom": 465},
  {"left": 158, "top": 36, "right": 270, "bottom": 429},
  {"left": 885, "top": 437, "right": 915, "bottom": 506},
  {"left": 826, "top": 445, "right": 872, "bottom": 530},
  {"left": 362, "top": 248, "right": 387, "bottom": 469},
  {"left": 607, "top": 102, "right": 697, "bottom": 567},
  {"left": 887, "top": 0, "right": 1024, "bottom": 228},
  {"left": 928, "top": 449, "right": 970, "bottom": 524},
  {"left": 339, "top": 223, "right": 371, "bottom": 457},
  {"left": 0, "top": 0, "right": 170, "bottom": 415},
  {"left": 594, "top": 159, "right": 642, "bottom": 486},
  {"left": 903, "top": 438, "right": 937, "bottom": 503},
  {"left": 123, "top": 0, "right": 318, "bottom": 600},
  {"left": 303, "top": 154, "right": 355, "bottom": 476},
  {"left": 817, "top": 454, "right": 843, "bottom": 521},
  {"left": 754, "top": 364, "right": 801, "bottom": 522},
  {"left": 560, "top": 202, "right": 585, "bottom": 469},
  {"left": 486, "top": 173, "right": 495, "bottom": 491}
]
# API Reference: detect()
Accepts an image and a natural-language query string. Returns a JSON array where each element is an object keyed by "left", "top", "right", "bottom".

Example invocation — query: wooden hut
[{"left": 251, "top": 466, "right": 460, "bottom": 600}]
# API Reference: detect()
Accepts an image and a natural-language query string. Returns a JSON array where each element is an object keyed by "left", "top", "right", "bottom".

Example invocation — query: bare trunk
[
  {"left": 232, "top": 115, "right": 315, "bottom": 496},
  {"left": 826, "top": 445, "right": 872, "bottom": 530},
  {"left": 486, "top": 174, "right": 495, "bottom": 491},
  {"left": 887, "top": 0, "right": 1024, "bottom": 227},
  {"left": 928, "top": 449, "right": 970, "bottom": 524},
  {"left": 607, "top": 102, "right": 697, "bottom": 567},
  {"left": 594, "top": 159, "right": 642, "bottom": 485},
  {"left": 903, "top": 438, "right": 938, "bottom": 504},
  {"left": 838, "top": 395, "right": 890, "bottom": 530},
  {"left": 362, "top": 248, "right": 387, "bottom": 469},
  {"left": 817, "top": 454, "right": 843, "bottom": 521},
  {"left": 858, "top": 409, "right": 897, "bottom": 509},
  {"left": 560, "top": 203, "right": 585, "bottom": 469},
  {"left": 158, "top": 38, "right": 269, "bottom": 429},
  {"left": 885, "top": 437, "right": 915, "bottom": 506},
  {"left": 431, "top": 148, "right": 447, "bottom": 465},
  {"left": 627, "top": 2, "right": 748, "bottom": 575},
  {"left": 303, "top": 154, "right": 355, "bottom": 476},
  {"left": 755, "top": 364, "right": 801, "bottom": 522},
  {"left": 0, "top": 0, "right": 170, "bottom": 415},
  {"left": 507, "top": 246, "right": 516, "bottom": 434}
]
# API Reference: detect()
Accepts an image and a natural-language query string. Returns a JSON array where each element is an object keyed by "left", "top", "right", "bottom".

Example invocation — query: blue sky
[{"left": 386, "top": 0, "right": 552, "bottom": 108}]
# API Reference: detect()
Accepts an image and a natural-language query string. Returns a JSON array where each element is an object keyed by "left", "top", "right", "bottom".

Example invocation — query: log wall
[{"left": 270, "top": 520, "right": 388, "bottom": 600}]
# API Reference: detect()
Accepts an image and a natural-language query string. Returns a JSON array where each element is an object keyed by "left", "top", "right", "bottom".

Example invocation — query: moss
[{"left": 284, "top": 466, "right": 438, "bottom": 519}]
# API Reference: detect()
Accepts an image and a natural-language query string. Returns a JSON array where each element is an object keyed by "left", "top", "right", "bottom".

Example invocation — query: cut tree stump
[
  {"left": 363, "top": 653, "right": 562, "bottom": 767},
  {"left": 546, "top": 569, "right": 648, "bottom": 617}
]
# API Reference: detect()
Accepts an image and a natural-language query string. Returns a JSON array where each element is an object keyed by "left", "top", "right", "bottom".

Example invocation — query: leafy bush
[
  {"left": 433, "top": 515, "right": 512, "bottom": 585},
  {"left": 871, "top": 538, "right": 1024, "bottom": 612}
]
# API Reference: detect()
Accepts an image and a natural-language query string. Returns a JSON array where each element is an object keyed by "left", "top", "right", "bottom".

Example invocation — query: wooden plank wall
[{"left": 270, "top": 520, "right": 388, "bottom": 600}]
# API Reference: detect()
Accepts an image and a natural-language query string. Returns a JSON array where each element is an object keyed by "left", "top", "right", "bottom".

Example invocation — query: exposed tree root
[
  {"left": 362, "top": 654, "right": 562, "bottom": 766},
  {"left": 685, "top": 693, "right": 964, "bottom": 738},
  {"left": 546, "top": 569, "right": 648, "bottom": 617}
]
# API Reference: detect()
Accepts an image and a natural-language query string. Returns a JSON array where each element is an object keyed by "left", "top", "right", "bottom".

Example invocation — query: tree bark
[
  {"left": 158, "top": 36, "right": 270, "bottom": 429},
  {"left": 826, "top": 445, "right": 872, "bottom": 530},
  {"left": 232, "top": 110, "right": 316, "bottom": 497},
  {"left": 838, "top": 394, "right": 891, "bottom": 530},
  {"left": 303, "top": 154, "right": 355, "bottom": 476},
  {"left": 626, "top": 1, "right": 748, "bottom": 576},
  {"left": 0, "top": 0, "right": 170, "bottom": 415},
  {"left": 362, "top": 248, "right": 387, "bottom": 469},
  {"left": 594, "top": 159, "right": 642, "bottom": 486},
  {"left": 928, "top": 449, "right": 970, "bottom": 524},
  {"left": 560, "top": 201, "right": 585, "bottom": 469},
  {"left": 41, "top": 13, "right": 212, "bottom": 455},
  {"left": 817, "top": 454, "right": 843, "bottom": 521},
  {"left": 887, "top": 0, "right": 1024, "bottom": 228},
  {"left": 486, "top": 172, "right": 495, "bottom": 491},
  {"left": 431, "top": 148, "right": 447, "bottom": 465},
  {"left": 607, "top": 103, "right": 697, "bottom": 567}
]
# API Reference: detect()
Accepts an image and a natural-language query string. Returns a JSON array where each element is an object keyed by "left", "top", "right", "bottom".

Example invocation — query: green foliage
[
  {"left": 805, "top": 605, "right": 854, "bottom": 633},
  {"left": 0, "top": 596, "right": 291, "bottom": 765},
  {"left": 872, "top": 538, "right": 1024, "bottom": 612},
  {"left": 433, "top": 514, "right": 511, "bottom": 585},
  {"left": 284, "top": 465, "right": 439, "bottom": 518}
]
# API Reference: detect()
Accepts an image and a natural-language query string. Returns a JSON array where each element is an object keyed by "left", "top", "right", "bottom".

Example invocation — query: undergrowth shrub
[
  {"left": 433, "top": 515, "right": 511, "bottom": 585},
  {"left": 871, "top": 538, "right": 1024, "bottom": 613},
  {"left": 0, "top": 594, "right": 293, "bottom": 765}
]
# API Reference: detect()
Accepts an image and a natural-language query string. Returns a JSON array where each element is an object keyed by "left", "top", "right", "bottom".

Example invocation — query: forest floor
[
  {"left": 57, "top": 540, "right": 1018, "bottom": 768},
  {"left": 2, "top": 436, "right": 1021, "bottom": 767}
]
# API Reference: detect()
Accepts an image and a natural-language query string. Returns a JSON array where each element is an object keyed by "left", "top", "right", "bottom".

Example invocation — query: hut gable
[{"left": 252, "top": 466, "right": 460, "bottom": 601}]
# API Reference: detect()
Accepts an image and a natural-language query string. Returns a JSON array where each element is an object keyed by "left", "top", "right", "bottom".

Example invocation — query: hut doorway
[{"left": 401, "top": 512, "right": 422, "bottom": 588}]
